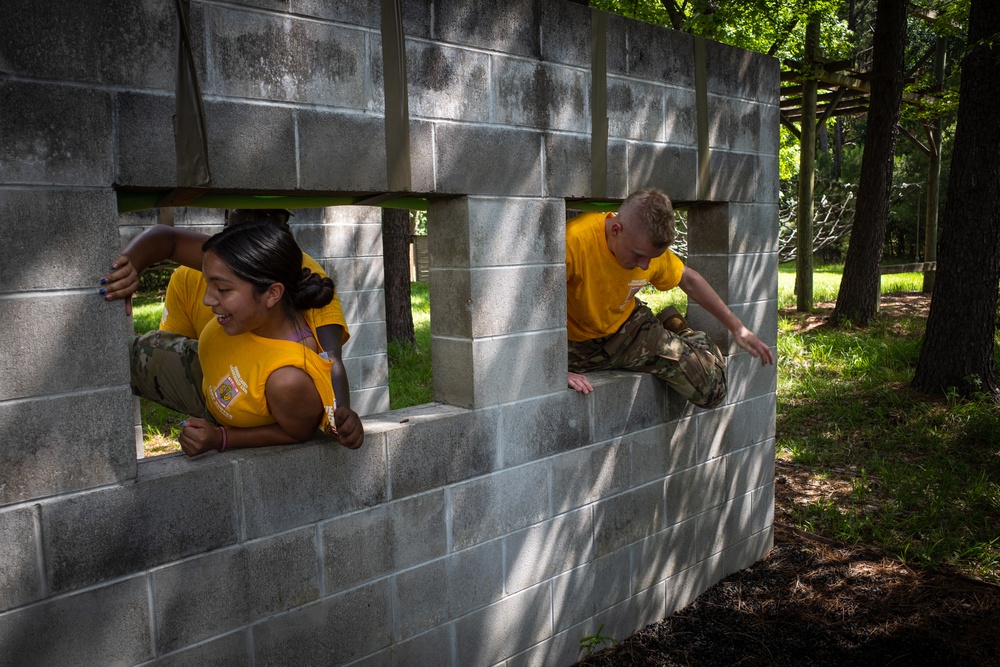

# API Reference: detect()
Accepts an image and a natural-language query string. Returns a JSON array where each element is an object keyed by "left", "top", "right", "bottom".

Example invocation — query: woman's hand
[
  {"left": 179, "top": 418, "right": 223, "bottom": 457},
  {"left": 100, "top": 254, "right": 139, "bottom": 315},
  {"left": 334, "top": 406, "right": 364, "bottom": 449}
]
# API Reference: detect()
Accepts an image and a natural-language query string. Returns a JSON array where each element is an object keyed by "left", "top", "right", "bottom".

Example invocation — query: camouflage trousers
[
  {"left": 130, "top": 330, "right": 214, "bottom": 421},
  {"left": 568, "top": 301, "right": 728, "bottom": 409}
]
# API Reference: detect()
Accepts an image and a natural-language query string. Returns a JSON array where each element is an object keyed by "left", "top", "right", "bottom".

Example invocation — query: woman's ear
[{"left": 264, "top": 282, "right": 285, "bottom": 309}]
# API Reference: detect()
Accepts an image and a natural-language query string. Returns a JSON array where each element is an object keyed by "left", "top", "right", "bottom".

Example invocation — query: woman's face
[{"left": 202, "top": 250, "right": 273, "bottom": 335}]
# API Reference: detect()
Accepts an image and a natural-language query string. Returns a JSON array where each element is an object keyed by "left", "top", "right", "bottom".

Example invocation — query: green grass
[
  {"left": 778, "top": 262, "right": 923, "bottom": 308},
  {"left": 776, "top": 267, "right": 1000, "bottom": 582},
  {"left": 387, "top": 282, "right": 434, "bottom": 409}
]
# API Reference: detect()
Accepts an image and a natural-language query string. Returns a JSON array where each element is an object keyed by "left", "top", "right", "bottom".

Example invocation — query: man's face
[{"left": 611, "top": 218, "right": 667, "bottom": 270}]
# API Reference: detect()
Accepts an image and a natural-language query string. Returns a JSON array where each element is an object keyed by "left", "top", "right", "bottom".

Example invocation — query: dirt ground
[
  {"left": 575, "top": 294, "right": 1000, "bottom": 667},
  {"left": 575, "top": 464, "right": 1000, "bottom": 667}
]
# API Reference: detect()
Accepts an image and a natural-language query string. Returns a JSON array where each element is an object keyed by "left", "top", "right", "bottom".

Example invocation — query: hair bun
[{"left": 292, "top": 270, "right": 335, "bottom": 310}]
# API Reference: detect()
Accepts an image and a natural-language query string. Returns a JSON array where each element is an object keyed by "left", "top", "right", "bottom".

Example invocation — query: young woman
[{"left": 101, "top": 221, "right": 364, "bottom": 455}]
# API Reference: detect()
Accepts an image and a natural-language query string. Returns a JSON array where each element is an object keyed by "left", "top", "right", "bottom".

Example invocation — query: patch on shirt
[
  {"left": 213, "top": 375, "right": 241, "bottom": 409},
  {"left": 618, "top": 279, "right": 649, "bottom": 310}
]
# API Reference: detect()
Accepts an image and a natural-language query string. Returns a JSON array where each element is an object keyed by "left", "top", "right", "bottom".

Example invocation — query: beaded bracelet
[{"left": 218, "top": 426, "right": 228, "bottom": 452}]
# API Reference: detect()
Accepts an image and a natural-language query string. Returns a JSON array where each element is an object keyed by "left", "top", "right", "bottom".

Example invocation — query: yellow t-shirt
[
  {"left": 566, "top": 212, "right": 685, "bottom": 341},
  {"left": 160, "top": 253, "right": 349, "bottom": 343},
  {"left": 199, "top": 318, "right": 338, "bottom": 437}
]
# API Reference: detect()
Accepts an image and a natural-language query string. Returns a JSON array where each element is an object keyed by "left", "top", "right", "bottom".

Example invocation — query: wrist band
[{"left": 218, "top": 426, "right": 228, "bottom": 452}]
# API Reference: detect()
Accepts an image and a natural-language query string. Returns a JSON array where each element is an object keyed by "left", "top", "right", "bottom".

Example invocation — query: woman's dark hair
[{"left": 202, "top": 221, "right": 334, "bottom": 314}]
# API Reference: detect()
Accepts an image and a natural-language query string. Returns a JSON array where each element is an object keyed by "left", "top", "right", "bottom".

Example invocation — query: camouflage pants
[
  {"left": 130, "top": 330, "right": 214, "bottom": 421},
  {"left": 568, "top": 301, "right": 728, "bottom": 408}
]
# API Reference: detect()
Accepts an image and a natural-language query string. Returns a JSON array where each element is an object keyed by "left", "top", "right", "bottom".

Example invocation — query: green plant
[{"left": 579, "top": 624, "right": 616, "bottom": 656}]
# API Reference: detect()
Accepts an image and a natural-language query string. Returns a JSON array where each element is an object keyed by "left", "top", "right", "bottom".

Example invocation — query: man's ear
[{"left": 264, "top": 282, "right": 285, "bottom": 309}]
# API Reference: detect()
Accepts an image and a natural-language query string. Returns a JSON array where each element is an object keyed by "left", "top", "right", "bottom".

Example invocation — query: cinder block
[
  {"left": 10, "top": 272, "right": 133, "bottom": 377},
  {"left": 551, "top": 548, "right": 630, "bottom": 631},
  {"left": 433, "top": 330, "right": 567, "bottom": 409},
  {"left": 352, "top": 385, "right": 390, "bottom": 416},
  {"left": 202, "top": 100, "right": 297, "bottom": 190},
  {"left": 607, "top": 77, "right": 665, "bottom": 142},
  {"left": 505, "top": 507, "right": 592, "bottom": 594},
  {"left": 550, "top": 438, "right": 629, "bottom": 514},
  {"left": 406, "top": 41, "right": 490, "bottom": 122},
  {"left": 455, "top": 583, "right": 552, "bottom": 666},
  {"left": 493, "top": 59, "right": 589, "bottom": 132},
  {"left": 0, "top": 0, "right": 181, "bottom": 88},
  {"left": 350, "top": 624, "right": 452, "bottom": 667},
  {"left": 207, "top": 6, "right": 368, "bottom": 107},
  {"left": 253, "top": 580, "right": 392, "bottom": 666},
  {"left": 321, "top": 490, "right": 446, "bottom": 594},
  {"left": 590, "top": 372, "right": 668, "bottom": 443},
  {"left": 544, "top": 132, "right": 591, "bottom": 199},
  {"left": 722, "top": 341, "right": 777, "bottom": 403},
  {"left": 320, "top": 256, "right": 385, "bottom": 292},
  {"left": 757, "top": 153, "right": 781, "bottom": 204},
  {"left": 760, "top": 103, "right": 781, "bottom": 156},
  {"left": 148, "top": 630, "right": 249, "bottom": 667},
  {"left": 435, "top": 0, "right": 541, "bottom": 58},
  {"left": 291, "top": 224, "right": 375, "bottom": 261},
  {"left": 41, "top": 459, "right": 237, "bottom": 593},
  {"left": 627, "top": 143, "right": 698, "bottom": 202},
  {"left": 336, "top": 288, "right": 386, "bottom": 326},
  {"left": 408, "top": 119, "right": 437, "bottom": 193},
  {"left": 0, "top": 81, "right": 112, "bottom": 187},
  {"left": 626, "top": 21, "right": 694, "bottom": 88},
  {"left": 721, "top": 491, "right": 771, "bottom": 565},
  {"left": 502, "top": 390, "right": 590, "bottom": 469},
  {"left": 298, "top": 109, "right": 388, "bottom": 192},
  {"left": 343, "top": 353, "right": 389, "bottom": 391},
  {"left": 628, "top": 420, "right": 697, "bottom": 486},
  {"left": 0, "top": 505, "right": 41, "bottom": 612},
  {"left": 239, "top": 438, "right": 387, "bottom": 539},
  {"left": 606, "top": 139, "right": 629, "bottom": 198},
  {"left": 294, "top": 0, "right": 380, "bottom": 28},
  {"left": 540, "top": 0, "right": 591, "bottom": 67},
  {"left": 393, "top": 539, "right": 504, "bottom": 640},
  {"left": 593, "top": 481, "right": 665, "bottom": 557},
  {"left": 430, "top": 265, "right": 565, "bottom": 339},
  {"left": 686, "top": 202, "right": 779, "bottom": 256},
  {"left": 0, "top": 387, "right": 136, "bottom": 506},
  {"left": 433, "top": 124, "right": 543, "bottom": 196},
  {"left": 708, "top": 97, "right": 760, "bottom": 153},
  {"left": 708, "top": 150, "right": 757, "bottom": 203},
  {"left": 427, "top": 196, "right": 566, "bottom": 269},
  {"left": 697, "top": 400, "right": 756, "bottom": 461},
  {"left": 630, "top": 516, "right": 698, "bottom": 593},
  {"left": 0, "top": 190, "right": 119, "bottom": 292},
  {"left": 153, "top": 528, "right": 320, "bottom": 653},
  {"left": 591, "top": 582, "right": 663, "bottom": 645},
  {"left": 342, "top": 321, "right": 387, "bottom": 357},
  {"left": 450, "top": 463, "right": 549, "bottom": 550},
  {"left": 0, "top": 576, "right": 150, "bottom": 666},
  {"left": 663, "top": 554, "right": 723, "bottom": 616},
  {"left": 506, "top": 622, "right": 587, "bottom": 667},
  {"left": 705, "top": 39, "right": 769, "bottom": 100},
  {"left": 115, "top": 92, "right": 176, "bottom": 188},
  {"left": 723, "top": 525, "right": 774, "bottom": 578},
  {"left": 665, "top": 457, "right": 725, "bottom": 525},
  {"left": 379, "top": 403, "right": 499, "bottom": 498},
  {"left": 694, "top": 503, "right": 726, "bottom": 560},
  {"left": 664, "top": 86, "right": 699, "bottom": 147}
]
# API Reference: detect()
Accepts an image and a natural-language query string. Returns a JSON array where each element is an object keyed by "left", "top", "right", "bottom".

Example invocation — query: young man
[{"left": 566, "top": 189, "right": 774, "bottom": 407}]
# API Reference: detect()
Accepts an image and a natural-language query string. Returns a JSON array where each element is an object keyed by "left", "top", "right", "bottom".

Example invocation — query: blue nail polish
[
  {"left": 100, "top": 278, "right": 107, "bottom": 285},
  {"left": 179, "top": 421, "right": 187, "bottom": 426},
  {"left": 99, "top": 288, "right": 106, "bottom": 294}
]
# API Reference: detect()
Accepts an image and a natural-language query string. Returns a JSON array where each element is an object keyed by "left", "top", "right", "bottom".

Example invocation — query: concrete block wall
[{"left": 1, "top": 1, "right": 779, "bottom": 664}]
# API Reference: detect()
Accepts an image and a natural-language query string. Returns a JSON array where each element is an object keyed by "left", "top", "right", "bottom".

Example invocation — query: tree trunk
[
  {"left": 830, "top": 0, "right": 906, "bottom": 326},
  {"left": 382, "top": 208, "right": 415, "bottom": 346},
  {"left": 912, "top": 0, "right": 1000, "bottom": 398}
]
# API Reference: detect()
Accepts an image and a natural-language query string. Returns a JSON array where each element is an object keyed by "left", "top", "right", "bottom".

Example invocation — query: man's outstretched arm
[{"left": 677, "top": 267, "right": 775, "bottom": 366}]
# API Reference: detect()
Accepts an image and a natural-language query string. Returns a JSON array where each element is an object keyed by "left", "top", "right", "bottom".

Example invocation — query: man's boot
[{"left": 658, "top": 306, "right": 694, "bottom": 336}]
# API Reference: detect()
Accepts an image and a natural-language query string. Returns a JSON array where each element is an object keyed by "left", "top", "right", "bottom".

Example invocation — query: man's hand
[
  {"left": 734, "top": 327, "right": 776, "bottom": 366},
  {"left": 568, "top": 371, "right": 594, "bottom": 394},
  {"left": 334, "top": 406, "right": 364, "bottom": 449},
  {"left": 100, "top": 254, "right": 139, "bottom": 316},
  {"left": 178, "top": 418, "right": 223, "bottom": 457}
]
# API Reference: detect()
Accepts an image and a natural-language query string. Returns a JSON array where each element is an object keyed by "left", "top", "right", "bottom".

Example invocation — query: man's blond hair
[{"left": 618, "top": 189, "right": 675, "bottom": 248}]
